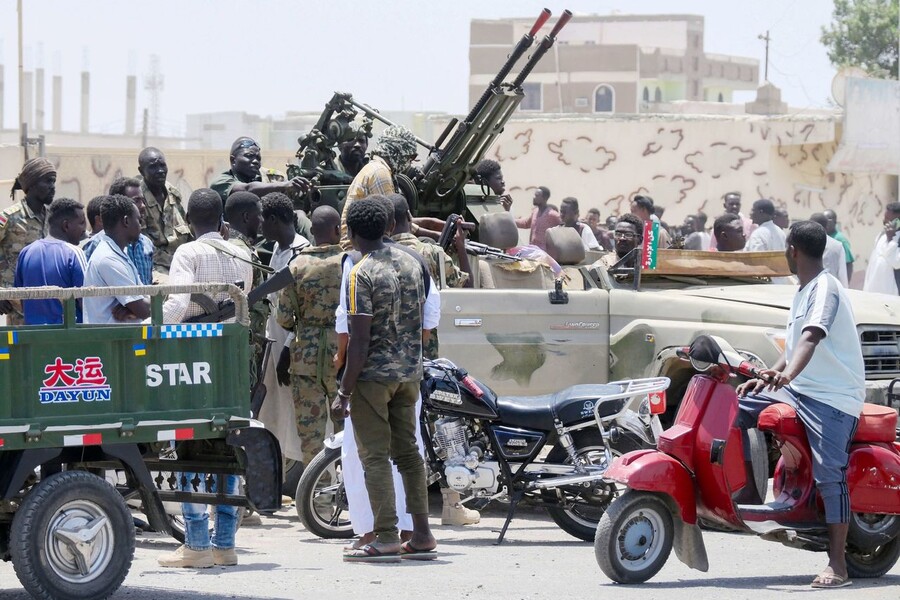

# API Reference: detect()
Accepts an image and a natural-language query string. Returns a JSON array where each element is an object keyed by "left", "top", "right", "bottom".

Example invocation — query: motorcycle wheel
[
  {"left": 594, "top": 490, "right": 674, "bottom": 584},
  {"left": 544, "top": 430, "right": 643, "bottom": 542},
  {"left": 848, "top": 513, "right": 900, "bottom": 551},
  {"left": 846, "top": 536, "right": 900, "bottom": 579},
  {"left": 295, "top": 446, "right": 354, "bottom": 539}
]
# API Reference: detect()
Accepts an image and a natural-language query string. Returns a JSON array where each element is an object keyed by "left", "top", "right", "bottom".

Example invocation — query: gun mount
[{"left": 288, "top": 8, "right": 572, "bottom": 226}]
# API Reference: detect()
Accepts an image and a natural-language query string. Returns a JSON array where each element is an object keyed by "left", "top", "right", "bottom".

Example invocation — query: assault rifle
[
  {"left": 438, "top": 213, "right": 521, "bottom": 262},
  {"left": 185, "top": 265, "right": 296, "bottom": 324}
]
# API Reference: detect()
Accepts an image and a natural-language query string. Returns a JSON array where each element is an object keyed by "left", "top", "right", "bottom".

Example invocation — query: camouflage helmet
[{"left": 373, "top": 125, "right": 418, "bottom": 173}]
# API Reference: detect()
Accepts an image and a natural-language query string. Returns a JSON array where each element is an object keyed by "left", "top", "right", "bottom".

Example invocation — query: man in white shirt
[
  {"left": 744, "top": 199, "right": 786, "bottom": 252},
  {"left": 558, "top": 197, "right": 601, "bottom": 251},
  {"left": 83, "top": 195, "right": 150, "bottom": 324},
  {"left": 862, "top": 202, "right": 900, "bottom": 295}
]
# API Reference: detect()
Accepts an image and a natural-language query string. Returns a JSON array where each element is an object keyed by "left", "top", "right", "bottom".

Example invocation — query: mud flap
[
  {"left": 227, "top": 426, "right": 282, "bottom": 512},
  {"left": 672, "top": 519, "right": 709, "bottom": 572},
  {"left": 100, "top": 443, "right": 171, "bottom": 535}
]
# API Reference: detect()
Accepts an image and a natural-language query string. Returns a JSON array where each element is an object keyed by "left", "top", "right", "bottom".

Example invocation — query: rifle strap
[
  {"left": 200, "top": 239, "right": 275, "bottom": 275},
  {"left": 189, "top": 293, "right": 220, "bottom": 315}
]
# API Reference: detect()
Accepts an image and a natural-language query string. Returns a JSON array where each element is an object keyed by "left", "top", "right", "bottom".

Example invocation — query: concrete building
[{"left": 470, "top": 13, "right": 759, "bottom": 114}]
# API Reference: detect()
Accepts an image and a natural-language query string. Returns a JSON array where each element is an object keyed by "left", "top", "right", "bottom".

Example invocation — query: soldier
[
  {"left": 137, "top": 147, "right": 191, "bottom": 278},
  {"left": 335, "top": 132, "right": 369, "bottom": 178},
  {"left": 276, "top": 206, "right": 344, "bottom": 467},
  {"left": 0, "top": 157, "right": 56, "bottom": 325},
  {"left": 593, "top": 213, "right": 643, "bottom": 270},
  {"left": 339, "top": 125, "right": 418, "bottom": 249},
  {"left": 210, "top": 137, "right": 310, "bottom": 204},
  {"left": 224, "top": 192, "right": 268, "bottom": 392}
]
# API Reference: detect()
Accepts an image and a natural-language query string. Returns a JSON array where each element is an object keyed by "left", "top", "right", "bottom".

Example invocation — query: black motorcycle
[{"left": 296, "top": 359, "right": 669, "bottom": 542}]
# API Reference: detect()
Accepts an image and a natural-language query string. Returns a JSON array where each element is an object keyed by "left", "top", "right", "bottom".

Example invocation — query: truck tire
[
  {"left": 544, "top": 430, "right": 643, "bottom": 541},
  {"left": 296, "top": 446, "right": 354, "bottom": 539},
  {"left": 10, "top": 470, "right": 134, "bottom": 600}
]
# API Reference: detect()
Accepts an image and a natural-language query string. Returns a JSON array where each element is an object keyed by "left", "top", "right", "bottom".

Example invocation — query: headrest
[
  {"left": 479, "top": 212, "right": 519, "bottom": 250},
  {"left": 545, "top": 227, "right": 586, "bottom": 265}
]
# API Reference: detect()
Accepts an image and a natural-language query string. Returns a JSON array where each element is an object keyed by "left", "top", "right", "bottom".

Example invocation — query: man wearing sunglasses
[{"left": 593, "top": 213, "right": 643, "bottom": 271}]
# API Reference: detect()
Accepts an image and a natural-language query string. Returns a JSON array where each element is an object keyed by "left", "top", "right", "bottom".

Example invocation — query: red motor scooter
[{"left": 594, "top": 334, "right": 900, "bottom": 584}]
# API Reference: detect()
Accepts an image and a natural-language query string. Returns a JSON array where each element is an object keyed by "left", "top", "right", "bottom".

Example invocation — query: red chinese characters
[{"left": 42, "top": 357, "right": 108, "bottom": 387}]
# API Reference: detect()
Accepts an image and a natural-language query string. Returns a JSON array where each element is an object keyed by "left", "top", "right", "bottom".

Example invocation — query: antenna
[
  {"left": 758, "top": 30, "right": 770, "bottom": 82},
  {"left": 143, "top": 54, "right": 164, "bottom": 136}
]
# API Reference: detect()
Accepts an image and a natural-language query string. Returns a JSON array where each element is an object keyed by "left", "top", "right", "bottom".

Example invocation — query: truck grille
[{"left": 859, "top": 327, "right": 900, "bottom": 378}]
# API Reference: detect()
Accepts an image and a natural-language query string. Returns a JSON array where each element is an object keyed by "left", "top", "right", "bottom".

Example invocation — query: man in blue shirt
[
  {"left": 83, "top": 179, "right": 155, "bottom": 285},
  {"left": 84, "top": 195, "right": 150, "bottom": 324},
  {"left": 15, "top": 198, "right": 88, "bottom": 324}
]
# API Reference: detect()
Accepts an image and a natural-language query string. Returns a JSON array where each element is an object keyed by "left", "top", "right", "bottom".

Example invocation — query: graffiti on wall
[{"left": 486, "top": 115, "right": 896, "bottom": 267}]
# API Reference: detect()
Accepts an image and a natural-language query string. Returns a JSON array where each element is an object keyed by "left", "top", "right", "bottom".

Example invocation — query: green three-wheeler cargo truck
[{"left": 0, "top": 283, "right": 281, "bottom": 600}]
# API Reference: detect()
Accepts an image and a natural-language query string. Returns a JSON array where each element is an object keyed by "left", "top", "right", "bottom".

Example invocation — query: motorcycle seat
[
  {"left": 497, "top": 384, "right": 626, "bottom": 431},
  {"left": 758, "top": 403, "right": 897, "bottom": 444}
]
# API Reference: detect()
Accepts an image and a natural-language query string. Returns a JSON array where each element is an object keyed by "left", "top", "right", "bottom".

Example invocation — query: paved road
[{"left": 2, "top": 495, "right": 898, "bottom": 600}]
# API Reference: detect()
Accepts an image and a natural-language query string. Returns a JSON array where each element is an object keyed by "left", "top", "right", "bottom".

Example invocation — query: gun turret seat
[
  {"left": 545, "top": 227, "right": 586, "bottom": 266},
  {"left": 479, "top": 212, "right": 519, "bottom": 250}
]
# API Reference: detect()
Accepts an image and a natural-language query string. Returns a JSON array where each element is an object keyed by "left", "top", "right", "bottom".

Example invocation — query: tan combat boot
[
  {"left": 157, "top": 545, "right": 214, "bottom": 568},
  {"left": 212, "top": 547, "right": 238, "bottom": 566},
  {"left": 441, "top": 488, "right": 480, "bottom": 526}
]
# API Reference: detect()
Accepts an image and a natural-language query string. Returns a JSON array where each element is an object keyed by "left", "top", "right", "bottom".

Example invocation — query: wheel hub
[
  {"left": 46, "top": 501, "right": 114, "bottom": 583},
  {"left": 618, "top": 512, "right": 658, "bottom": 562}
]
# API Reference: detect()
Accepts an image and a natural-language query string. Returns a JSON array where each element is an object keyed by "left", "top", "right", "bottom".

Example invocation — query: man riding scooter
[{"left": 736, "top": 220, "right": 864, "bottom": 589}]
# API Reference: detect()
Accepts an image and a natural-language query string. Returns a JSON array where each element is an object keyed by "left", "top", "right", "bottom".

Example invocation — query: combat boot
[
  {"left": 157, "top": 545, "right": 214, "bottom": 568},
  {"left": 441, "top": 488, "right": 480, "bottom": 526},
  {"left": 212, "top": 546, "right": 238, "bottom": 566}
]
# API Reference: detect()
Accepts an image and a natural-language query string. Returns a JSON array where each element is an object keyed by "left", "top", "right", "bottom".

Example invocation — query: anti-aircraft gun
[{"left": 287, "top": 8, "right": 572, "bottom": 227}]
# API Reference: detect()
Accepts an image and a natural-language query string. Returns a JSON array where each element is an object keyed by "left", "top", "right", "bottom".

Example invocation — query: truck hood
[{"left": 678, "top": 285, "right": 900, "bottom": 326}]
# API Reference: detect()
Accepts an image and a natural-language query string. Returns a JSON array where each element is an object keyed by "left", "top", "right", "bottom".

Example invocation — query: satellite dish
[{"left": 831, "top": 67, "right": 868, "bottom": 107}]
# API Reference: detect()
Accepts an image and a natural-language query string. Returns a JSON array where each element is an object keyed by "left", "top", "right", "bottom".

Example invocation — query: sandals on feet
[
  {"left": 343, "top": 544, "right": 401, "bottom": 563},
  {"left": 399, "top": 541, "right": 438, "bottom": 561},
  {"left": 811, "top": 572, "right": 852, "bottom": 589}
]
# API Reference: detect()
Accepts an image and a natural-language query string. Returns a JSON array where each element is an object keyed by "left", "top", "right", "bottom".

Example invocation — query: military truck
[
  {"left": 0, "top": 284, "right": 280, "bottom": 600},
  {"left": 434, "top": 241, "right": 900, "bottom": 423}
]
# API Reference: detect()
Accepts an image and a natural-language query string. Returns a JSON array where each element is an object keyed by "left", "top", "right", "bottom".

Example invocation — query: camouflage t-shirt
[
  {"left": 0, "top": 200, "right": 48, "bottom": 324},
  {"left": 346, "top": 246, "right": 425, "bottom": 382}
]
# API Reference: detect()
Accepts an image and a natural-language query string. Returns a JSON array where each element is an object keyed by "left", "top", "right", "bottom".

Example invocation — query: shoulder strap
[{"left": 200, "top": 239, "right": 274, "bottom": 275}]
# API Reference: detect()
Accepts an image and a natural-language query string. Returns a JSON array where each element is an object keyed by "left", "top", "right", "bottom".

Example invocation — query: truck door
[{"left": 437, "top": 285, "right": 610, "bottom": 397}]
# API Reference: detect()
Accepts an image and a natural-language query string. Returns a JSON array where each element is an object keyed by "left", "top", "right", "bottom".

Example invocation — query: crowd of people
[{"left": 0, "top": 122, "right": 892, "bottom": 577}]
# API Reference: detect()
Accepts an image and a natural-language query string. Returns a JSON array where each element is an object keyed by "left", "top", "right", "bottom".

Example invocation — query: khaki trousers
[{"left": 350, "top": 380, "right": 428, "bottom": 543}]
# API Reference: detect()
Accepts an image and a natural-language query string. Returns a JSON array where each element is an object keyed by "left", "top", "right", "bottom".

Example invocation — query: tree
[{"left": 821, "top": 0, "right": 899, "bottom": 78}]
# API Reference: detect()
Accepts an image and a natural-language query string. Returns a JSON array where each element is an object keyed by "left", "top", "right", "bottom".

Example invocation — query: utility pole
[
  {"left": 143, "top": 55, "right": 164, "bottom": 137},
  {"left": 758, "top": 30, "right": 770, "bottom": 82},
  {"left": 17, "top": 0, "right": 24, "bottom": 148}
]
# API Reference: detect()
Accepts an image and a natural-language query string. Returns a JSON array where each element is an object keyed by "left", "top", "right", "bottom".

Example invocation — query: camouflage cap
[{"left": 373, "top": 125, "right": 418, "bottom": 172}]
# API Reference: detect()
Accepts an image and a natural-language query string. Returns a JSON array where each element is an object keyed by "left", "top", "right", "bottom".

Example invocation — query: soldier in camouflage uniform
[
  {"left": 1, "top": 158, "right": 56, "bottom": 326},
  {"left": 388, "top": 193, "right": 472, "bottom": 360},
  {"left": 210, "top": 137, "right": 311, "bottom": 204},
  {"left": 223, "top": 192, "right": 269, "bottom": 392},
  {"left": 137, "top": 147, "right": 191, "bottom": 278},
  {"left": 276, "top": 206, "right": 344, "bottom": 466}
]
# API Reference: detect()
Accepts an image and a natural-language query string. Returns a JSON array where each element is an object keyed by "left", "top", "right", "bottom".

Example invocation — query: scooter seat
[{"left": 758, "top": 403, "right": 898, "bottom": 443}]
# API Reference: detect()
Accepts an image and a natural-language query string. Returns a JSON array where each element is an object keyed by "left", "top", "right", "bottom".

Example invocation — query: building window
[
  {"left": 654, "top": 87, "right": 662, "bottom": 102},
  {"left": 692, "top": 81, "right": 699, "bottom": 97},
  {"left": 593, "top": 84, "right": 615, "bottom": 112},
  {"left": 520, "top": 82, "right": 542, "bottom": 111},
  {"left": 642, "top": 87, "right": 650, "bottom": 102},
  {"left": 692, "top": 57, "right": 699, "bottom": 72},
  {"left": 718, "top": 92, "right": 724, "bottom": 102}
]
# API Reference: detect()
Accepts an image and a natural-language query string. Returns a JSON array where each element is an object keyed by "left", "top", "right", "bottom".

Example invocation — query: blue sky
[{"left": 0, "top": 0, "right": 837, "bottom": 135}]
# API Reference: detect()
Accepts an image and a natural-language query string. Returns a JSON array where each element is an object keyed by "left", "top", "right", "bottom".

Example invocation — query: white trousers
[{"left": 342, "top": 395, "right": 425, "bottom": 535}]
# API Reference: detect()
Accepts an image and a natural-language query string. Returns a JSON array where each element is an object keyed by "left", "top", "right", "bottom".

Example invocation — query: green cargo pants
[{"left": 350, "top": 380, "right": 428, "bottom": 544}]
